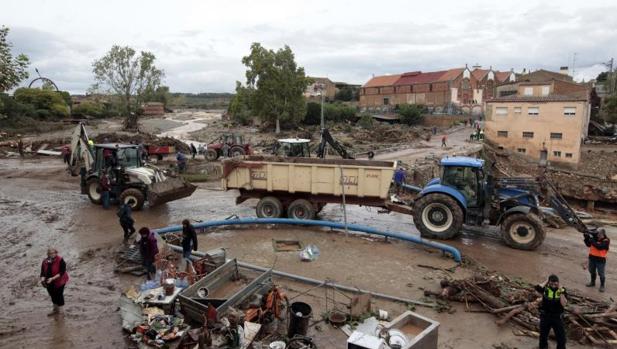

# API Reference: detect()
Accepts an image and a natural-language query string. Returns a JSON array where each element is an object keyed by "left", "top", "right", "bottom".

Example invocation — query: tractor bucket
[{"left": 148, "top": 177, "right": 197, "bottom": 206}]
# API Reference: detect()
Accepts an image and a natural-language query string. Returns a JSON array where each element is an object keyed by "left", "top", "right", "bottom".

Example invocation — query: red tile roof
[
  {"left": 394, "top": 70, "right": 447, "bottom": 86},
  {"left": 487, "top": 95, "right": 588, "bottom": 103},
  {"left": 437, "top": 68, "right": 465, "bottom": 82},
  {"left": 472, "top": 69, "right": 489, "bottom": 80},
  {"left": 363, "top": 74, "right": 402, "bottom": 88},
  {"left": 495, "top": 71, "right": 512, "bottom": 82}
]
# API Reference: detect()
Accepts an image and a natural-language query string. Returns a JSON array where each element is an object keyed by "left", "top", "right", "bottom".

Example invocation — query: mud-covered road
[{"left": 0, "top": 156, "right": 614, "bottom": 348}]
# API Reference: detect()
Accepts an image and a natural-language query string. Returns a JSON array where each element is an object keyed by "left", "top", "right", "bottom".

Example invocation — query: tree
[
  {"left": 602, "top": 95, "right": 617, "bottom": 124},
  {"left": 0, "top": 26, "right": 30, "bottom": 92},
  {"left": 238, "top": 43, "right": 309, "bottom": 132},
  {"left": 145, "top": 85, "right": 171, "bottom": 107},
  {"left": 13, "top": 88, "right": 69, "bottom": 118},
  {"left": 398, "top": 104, "right": 425, "bottom": 125},
  {"left": 92, "top": 45, "right": 164, "bottom": 129},
  {"left": 228, "top": 82, "right": 254, "bottom": 125},
  {"left": 334, "top": 86, "right": 355, "bottom": 101}
]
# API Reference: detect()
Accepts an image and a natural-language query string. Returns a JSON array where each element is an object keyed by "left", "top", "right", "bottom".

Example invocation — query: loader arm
[
  {"left": 69, "top": 123, "right": 94, "bottom": 172},
  {"left": 539, "top": 173, "right": 591, "bottom": 234},
  {"left": 316, "top": 128, "right": 354, "bottom": 159}
]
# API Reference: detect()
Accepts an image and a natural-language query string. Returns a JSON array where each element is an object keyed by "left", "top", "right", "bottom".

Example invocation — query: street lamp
[{"left": 317, "top": 82, "right": 326, "bottom": 129}]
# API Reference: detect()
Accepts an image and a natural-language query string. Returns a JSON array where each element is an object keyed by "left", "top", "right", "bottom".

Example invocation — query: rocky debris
[{"left": 93, "top": 132, "right": 190, "bottom": 153}]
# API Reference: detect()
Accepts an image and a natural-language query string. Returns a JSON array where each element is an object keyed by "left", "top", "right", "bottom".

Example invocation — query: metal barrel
[{"left": 288, "top": 302, "right": 312, "bottom": 337}]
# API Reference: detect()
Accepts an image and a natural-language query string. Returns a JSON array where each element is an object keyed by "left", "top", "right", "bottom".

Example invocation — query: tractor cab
[
  {"left": 91, "top": 144, "right": 143, "bottom": 174},
  {"left": 274, "top": 138, "right": 311, "bottom": 157},
  {"left": 439, "top": 157, "right": 487, "bottom": 209}
]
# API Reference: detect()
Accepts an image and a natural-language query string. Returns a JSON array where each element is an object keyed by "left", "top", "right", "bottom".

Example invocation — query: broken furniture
[{"left": 179, "top": 258, "right": 273, "bottom": 324}]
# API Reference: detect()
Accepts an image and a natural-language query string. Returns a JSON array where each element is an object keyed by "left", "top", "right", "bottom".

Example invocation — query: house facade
[
  {"left": 359, "top": 66, "right": 515, "bottom": 114},
  {"left": 304, "top": 77, "right": 337, "bottom": 101},
  {"left": 485, "top": 94, "right": 590, "bottom": 165}
]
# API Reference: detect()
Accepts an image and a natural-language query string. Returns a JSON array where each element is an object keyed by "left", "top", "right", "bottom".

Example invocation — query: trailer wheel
[
  {"left": 315, "top": 203, "right": 326, "bottom": 213},
  {"left": 287, "top": 199, "right": 316, "bottom": 220},
  {"left": 256, "top": 196, "right": 283, "bottom": 218},
  {"left": 501, "top": 213, "right": 545, "bottom": 250},
  {"left": 230, "top": 146, "right": 245, "bottom": 158},
  {"left": 413, "top": 193, "right": 463, "bottom": 239},
  {"left": 205, "top": 149, "right": 218, "bottom": 161},
  {"left": 119, "top": 188, "right": 145, "bottom": 211},
  {"left": 86, "top": 178, "right": 102, "bottom": 204}
]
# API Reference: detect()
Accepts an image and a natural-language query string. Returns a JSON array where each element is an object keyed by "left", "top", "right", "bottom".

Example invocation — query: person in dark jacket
[
  {"left": 393, "top": 167, "right": 407, "bottom": 194},
  {"left": 117, "top": 199, "right": 136, "bottom": 241},
  {"left": 190, "top": 143, "right": 197, "bottom": 159},
  {"left": 40, "top": 248, "right": 69, "bottom": 317},
  {"left": 99, "top": 172, "right": 111, "bottom": 209},
  {"left": 181, "top": 219, "right": 199, "bottom": 261},
  {"left": 534, "top": 274, "right": 567, "bottom": 349},
  {"left": 139, "top": 227, "right": 159, "bottom": 280},
  {"left": 584, "top": 229, "right": 610, "bottom": 292}
]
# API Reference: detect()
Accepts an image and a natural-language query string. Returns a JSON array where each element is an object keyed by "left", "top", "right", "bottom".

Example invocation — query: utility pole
[
  {"left": 608, "top": 57, "right": 615, "bottom": 95},
  {"left": 319, "top": 83, "right": 325, "bottom": 130}
]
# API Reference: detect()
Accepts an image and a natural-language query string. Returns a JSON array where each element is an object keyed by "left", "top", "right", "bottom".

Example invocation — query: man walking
[
  {"left": 534, "top": 274, "right": 567, "bottom": 349},
  {"left": 190, "top": 143, "right": 198, "bottom": 159},
  {"left": 441, "top": 135, "right": 447, "bottom": 147},
  {"left": 585, "top": 229, "right": 610, "bottom": 292},
  {"left": 139, "top": 227, "right": 159, "bottom": 280},
  {"left": 181, "top": 219, "right": 198, "bottom": 263},
  {"left": 117, "top": 199, "right": 136, "bottom": 241},
  {"left": 393, "top": 167, "right": 407, "bottom": 194},
  {"left": 176, "top": 151, "right": 187, "bottom": 173}
]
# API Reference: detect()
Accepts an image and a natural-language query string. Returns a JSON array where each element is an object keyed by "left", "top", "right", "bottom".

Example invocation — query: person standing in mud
[
  {"left": 17, "top": 138, "right": 24, "bottom": 158},
  {"left": 117, "top": 199, "right": 136, "bottom": 241},
  {"left": 139, "top": 227, "right": 159, "bottom": 280},
  {"left": 190, "top": 143, "right": 197, "bottom": 159},
  {"left": 441, "top": 135, "right": 447, "bottom": 147},
  {"left": 40, "top": 248, "right": 69, "bottom": 317},
  {"left": 181, "top": 219, "right": 198, "bottom": 263},
  {"left": 584, "top": 228, "right": 610, "bottom": 292},
  {"left": 534, "top": 274, "right": 567, "bottom": 349},
  {"left": 99, "top": 171, "right": 111, "bottom": 209}
]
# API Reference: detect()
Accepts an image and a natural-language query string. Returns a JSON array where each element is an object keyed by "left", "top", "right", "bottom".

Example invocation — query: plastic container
[{"left": 288, "top": 302, "right": 312, "bottom": 337}]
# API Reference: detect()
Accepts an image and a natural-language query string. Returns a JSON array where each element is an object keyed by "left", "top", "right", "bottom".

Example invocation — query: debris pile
[
  {"left": 93, "top": 132, "right": 190, "bottom": 153},
  {"left": 426, "top": 273, "right": 617, "bottom": 346}
]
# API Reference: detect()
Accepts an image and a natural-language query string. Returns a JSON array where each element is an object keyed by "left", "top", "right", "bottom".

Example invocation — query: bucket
[
  {"left": 288, "top": 302, "right": 312, "bottom": 337},
  {"left": 163, "top": 278, "right": 175, "bottom": 296}
]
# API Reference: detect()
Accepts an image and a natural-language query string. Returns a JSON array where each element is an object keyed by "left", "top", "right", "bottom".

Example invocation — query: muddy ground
[{"left": 0, "top": 157, "right": 615, "bottom": 349}]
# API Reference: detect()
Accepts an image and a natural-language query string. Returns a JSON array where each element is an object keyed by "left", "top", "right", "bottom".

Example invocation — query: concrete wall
[
  {"left": 485, "top": 100, "right": 589, "bottom": 164},
  {"left": 421, "top": 114, "right": 468, "bottom": 127}
]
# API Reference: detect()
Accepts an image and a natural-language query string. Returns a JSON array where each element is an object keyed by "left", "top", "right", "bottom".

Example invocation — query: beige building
[
  {"left": 485, "top": 95, "right": 590, "bottom": 165},
  {"left": 304, "top": 77, "right": 336, "bottom": 101}
]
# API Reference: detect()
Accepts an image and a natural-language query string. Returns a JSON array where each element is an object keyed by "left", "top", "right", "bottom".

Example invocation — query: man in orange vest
[{"left": 584, "top": 229, "right": 610, "bottom": 292}]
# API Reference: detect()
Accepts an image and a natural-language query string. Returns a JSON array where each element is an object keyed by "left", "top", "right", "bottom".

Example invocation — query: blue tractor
[{"left": 411, "top": 156, "right": 546, "bottom": 250}]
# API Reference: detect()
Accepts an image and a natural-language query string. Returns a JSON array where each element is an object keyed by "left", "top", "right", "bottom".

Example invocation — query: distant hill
[{"left": 169, "top": 92, "right": 234, "bottom": 109}]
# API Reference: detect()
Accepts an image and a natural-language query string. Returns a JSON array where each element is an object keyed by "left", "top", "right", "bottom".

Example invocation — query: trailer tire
[
  {"left": 287, "top": 199, "right": 316, "bottom": 220},
  {"left": 205, "top": 149, "right": 219, "bottom": 161},
  {"left": 230, "top": 146, "right": 245, "bottom": 158},
  {"left": 120, "top": 188, "right": 145, "bottom": 211},
  {"left": 87, "top": 178, "right": 102, "bottom": 204},
  {"left": 413, "top": 193, "right": 463, "bottom": 240},
  {"left": 501, "top": 213, "right": 545, "bottom": 250},
  {"left": 256, "top": 196, "right": 283, "bottom": 218}
]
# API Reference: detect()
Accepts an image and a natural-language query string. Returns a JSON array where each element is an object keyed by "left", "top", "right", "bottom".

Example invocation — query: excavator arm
[
  {"left": 316, "top": 128, "right": 354, "bottom": 159},
  {"left": 69, "top": 123, "right": 94, "bottom": 173},
  {"left": 539, "top": 172, "right": 593, "bottom": 234}
]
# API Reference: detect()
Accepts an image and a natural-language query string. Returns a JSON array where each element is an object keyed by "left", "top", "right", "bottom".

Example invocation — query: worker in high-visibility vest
[
  {"left": 534, "top": 274, "right": 567, "bottom": 349},
  {"left": 584, "top": 228, "right": 610, "bottom": 292}
]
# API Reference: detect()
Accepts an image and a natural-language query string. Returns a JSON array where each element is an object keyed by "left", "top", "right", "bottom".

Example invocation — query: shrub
[
  {"left": 398, "top": 104, "right": 425, "bottom": 125},
  {"left": 357, "top": 113, "right": 374, "bottom": 129},
  {"left": 324, "top": 103, "right": 357, "bottom": 123},
  {"left": 304, "top": 102, "right": 321, "bottom": 125},
  {"left": 13, "top": 88, "right": 70, "bottom": 118},
  {"left": 50, "top": 103, "right": 69, "bottom": 117}
]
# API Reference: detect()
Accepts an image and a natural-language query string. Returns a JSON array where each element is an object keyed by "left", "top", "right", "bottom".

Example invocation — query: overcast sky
[{"left": 2, "top": 0, "right": 616, "bottom": 94}]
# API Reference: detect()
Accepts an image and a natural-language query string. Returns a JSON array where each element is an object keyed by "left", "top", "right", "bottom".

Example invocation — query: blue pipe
[{"left": 153, "top": 218, "right": 462, "bottom": 263}]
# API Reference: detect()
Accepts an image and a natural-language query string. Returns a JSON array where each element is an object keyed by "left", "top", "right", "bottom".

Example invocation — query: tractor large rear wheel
[
  {"left": 205, "top": 149, "right": 219, "bottom": 161},
  {"left": 86, "top": 178, "right": 102, "bottom": 204},
  {"left": 256, "top": 196, "right": 283, "bottom": 218},
  {"left": 413, "top": 194, "right": 464, "bottom": 240},
  {"left": 287, "top": 199, "right": 316, "bottom": 220},
  {"left": 501, "top": 213, "right": 545, "bottom": 250},
  {"left": 119, "top": 188, "right": 146, "bottom": 211},
  {"left": 230, "top": 146, "right": 245, "bottom": 158}
]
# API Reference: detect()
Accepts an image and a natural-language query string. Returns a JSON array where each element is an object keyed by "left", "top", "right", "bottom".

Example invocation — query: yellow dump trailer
[{"left": 222, "top": 156, "right": 404, "bottom": 219}]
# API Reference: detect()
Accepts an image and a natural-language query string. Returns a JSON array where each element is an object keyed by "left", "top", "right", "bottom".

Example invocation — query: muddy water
[{"left": 0, "top": 157, "right": 611, "bottom": 349}]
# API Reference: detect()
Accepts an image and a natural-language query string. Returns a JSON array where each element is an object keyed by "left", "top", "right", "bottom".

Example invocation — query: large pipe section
[{"left": 153, "top": 217, "right": 462, "bottom": 263}]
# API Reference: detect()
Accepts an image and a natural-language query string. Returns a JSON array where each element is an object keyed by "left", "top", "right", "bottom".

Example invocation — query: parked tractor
[
  {"left": 68, "top": 124, "right": 197, "bottom": 210},
  {"left": 204, "top": 134, "right": 252, "bottom": 161}
]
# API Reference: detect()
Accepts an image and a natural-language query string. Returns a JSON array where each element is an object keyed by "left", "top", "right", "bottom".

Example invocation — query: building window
[
  {"left": 565, "top": 153, "right": 573, "bottom": 158},
  {"left": 517, "top": 148, "right": 526, "bottom": 153},
  {"left": 550, "top": 132, "right": 563, "bottom": 140},
  {"left": 497, "top": 131, "right": 508, "bottom": 137},
  {"left": 522, "top": 131, "right": 534, "bottom": 138},
  {"left": 553, "top": 151, "right": 562, "bottom": 157},
  {"left": 524, "top": 87, "right": 533, "bottom": 96},
  {"left": 541, "top": 86, "right": 550, "bottom": 96},
  {"left": 383, "top": 97, "right": 390, "bottom": 105},
  {"left": 563, "top": 107, "right": 576, "bottom": 116},
  {"left": 528, "top": 107, "right": 539, "bottom": 116},
  {"left": 495, "top": 107, "right": 508, "bottom": 116},
  {"left": 514, "top": 107, "right": 522, "bottom": 114}
]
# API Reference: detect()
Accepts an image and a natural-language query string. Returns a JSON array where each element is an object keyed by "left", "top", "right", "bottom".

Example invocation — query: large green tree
[
  {"left": 602, "top": 95, "right": 617, "bottom": 124},
  {"left": 235, "top": 43, "right": 309, "bottom": 132},
  {"left": 0, "top": 26, "right": 30, "bottom": 92},
  {"left": 92, "top": 45, "right": 164, "bottom": 129}
]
